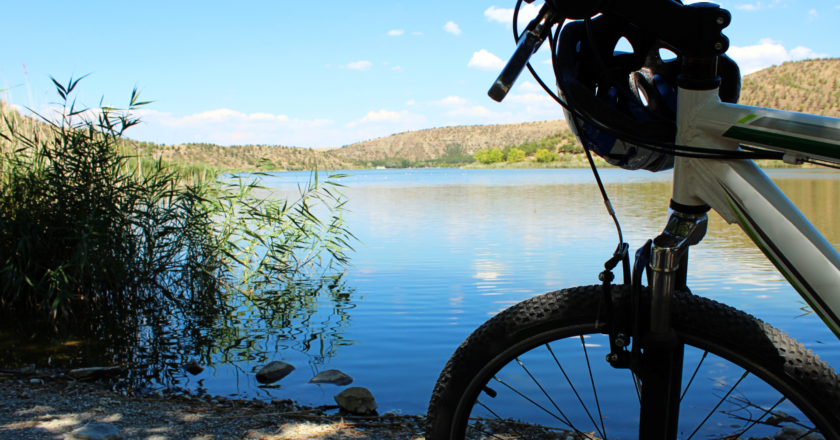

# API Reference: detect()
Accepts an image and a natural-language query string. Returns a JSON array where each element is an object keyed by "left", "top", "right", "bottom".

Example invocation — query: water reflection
[
  {"left": 2, "top": 168, "right": 839, "bottom": 413},
  {"left": 0, "top": 274, "right": 356, "bottom": 392}
]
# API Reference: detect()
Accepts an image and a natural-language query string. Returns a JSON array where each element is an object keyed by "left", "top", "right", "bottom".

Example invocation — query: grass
[{"left": 0, "top": 78, "right": 355, "bottom": 322}]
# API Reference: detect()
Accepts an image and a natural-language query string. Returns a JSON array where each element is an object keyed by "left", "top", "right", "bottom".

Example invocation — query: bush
[
  {"left": 506, "top": 148, "right": 526, "bottom": 163},
  {"left": 535, "top": 148, "right": 558, "bottom": 163},
  {"left": 474, "top": 148, "right": 504, "bottom": 164},
  {"left": 0, "top": 78, "right": 354, "bottom": 320}
]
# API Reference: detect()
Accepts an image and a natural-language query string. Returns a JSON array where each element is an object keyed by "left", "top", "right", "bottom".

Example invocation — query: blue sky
[{"left": 2, "top": 0, "right": 838, "bottom": 148}]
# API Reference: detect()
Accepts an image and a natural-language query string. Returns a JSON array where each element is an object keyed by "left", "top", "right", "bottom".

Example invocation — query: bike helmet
[{"left": 556, "top": 14, "right": 741, "bottom": 172}]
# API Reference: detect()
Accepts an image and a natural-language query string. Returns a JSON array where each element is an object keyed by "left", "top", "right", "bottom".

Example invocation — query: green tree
[
  {"left": 474, "top": 148, "right": 504, "bottom": 164},
  {"left": 535, "top": 148, "right": 558, "bottom": 163},
  {"left": 507, "top": 148, "right": 526, "bottom": 163}
]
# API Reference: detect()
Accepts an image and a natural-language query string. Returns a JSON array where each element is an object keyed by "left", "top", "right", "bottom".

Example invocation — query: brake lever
[{"left": 488, "top": 5, "right": 559, "bottom": 102}]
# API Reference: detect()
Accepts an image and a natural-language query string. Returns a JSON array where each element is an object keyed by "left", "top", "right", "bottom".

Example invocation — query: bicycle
[{"left": 425, "top": 1, "right": 840, "bottom": 439}]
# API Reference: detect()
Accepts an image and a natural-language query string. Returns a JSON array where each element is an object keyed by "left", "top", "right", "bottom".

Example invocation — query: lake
[{"left": 3, "top": 167, "right": 840, "bottom": 417}]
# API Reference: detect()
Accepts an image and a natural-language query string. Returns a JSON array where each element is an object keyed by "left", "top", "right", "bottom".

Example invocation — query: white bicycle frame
[{"left": 673, "top": 86, "right": 840, "bottom": 337}]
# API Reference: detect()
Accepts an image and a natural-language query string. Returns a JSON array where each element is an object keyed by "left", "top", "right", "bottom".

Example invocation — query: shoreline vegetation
[{"left": 0, "top": 80, "right": 355, "bottom": 322}]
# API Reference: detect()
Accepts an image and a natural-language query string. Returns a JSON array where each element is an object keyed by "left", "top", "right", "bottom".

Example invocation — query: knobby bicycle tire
[{"left": 426, "top": 285, "right": 840, "bottom": 440}]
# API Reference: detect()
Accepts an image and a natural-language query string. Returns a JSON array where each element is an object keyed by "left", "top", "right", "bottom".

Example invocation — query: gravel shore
[{"left": 0, "top": 373, "right": 426, "bottom": 440}]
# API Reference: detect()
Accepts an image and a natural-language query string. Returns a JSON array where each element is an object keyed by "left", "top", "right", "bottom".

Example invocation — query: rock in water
[
  {"left": 181, "top": 359, "right": 204, "bottom": 375},
  {"left": 65, "top": 422, "right": 124, "bottom": 440},
  {"left": 774, "top": 425, "right": 825, "bottom": 440},
  {"left": 67, "top": 367, "right": 124, "bottom": 381},
  {"left": 334, "top": 387, "right": 378, "bottom": 414},
  {"left": 309, "top": 369, "right": 353, "bottom": 386},
  {"left": 255, "top": 361, "right": 295, "bottom": 384}
]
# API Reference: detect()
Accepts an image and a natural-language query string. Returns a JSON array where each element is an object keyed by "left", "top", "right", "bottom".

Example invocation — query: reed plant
[{"left": 0, "top": 78, "right": 354, "bottom": 321}]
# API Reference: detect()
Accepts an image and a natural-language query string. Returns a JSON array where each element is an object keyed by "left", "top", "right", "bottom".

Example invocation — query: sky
[{"left": 2, "top": 0, "right": 838, "bottom": 148}]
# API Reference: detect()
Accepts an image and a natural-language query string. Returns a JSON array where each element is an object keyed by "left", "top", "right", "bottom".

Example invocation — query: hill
[
  {"left": 3, "top": 58, "right": 838, "bottom": 171},
  {"left": 141, "top": 142, "right": 356, "bottom": 171},
  {"left": 330, "top": 120, "right": 569, "bottom": 163},
  {"left": 740, "top": 58, "right": 840, "bottom": 118}
]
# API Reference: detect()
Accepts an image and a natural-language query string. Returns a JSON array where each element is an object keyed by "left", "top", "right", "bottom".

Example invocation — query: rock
[
  {"left": 774, "top": 425, "right": 825, "bottom": 440},
  {"left": 153, "top": 390, "right": 164, "bottom": 399},
  {"left": 180, "top": 394, "right": 192, "bottom": 401},
  {"left": 65, "top": 422, "right": 124, "bottom": 440},
  {"left": 309, "top": 369, "right": 353, "bottom": 386},
  {"left": 20, "top": 364, "right": 36, "bottom": 375},
  {"left": 334, "top": 387, "right": 378, "bottom": 414},
  {"left": 766, "top": 411, "right": 797, "bottom": 426},
  {"left": 214, "top": 395, "right": 227, "bottom": 403},
  {"left": 67, "top": 367, "right": 124, "bottom": 381},
  {"left": 255, "top": 361, "right": 295, "bottom": 384},
  {"left": 181, "top": 360, "right": 204, "bottom": 375},
  {"left": 29, "top": 379, "right": 42, "bottom": 385}
]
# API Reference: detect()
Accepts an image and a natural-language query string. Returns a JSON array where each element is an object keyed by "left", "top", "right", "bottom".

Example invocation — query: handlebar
[{"left": 489, "top": 0, "right": 731, "bottom": 102}]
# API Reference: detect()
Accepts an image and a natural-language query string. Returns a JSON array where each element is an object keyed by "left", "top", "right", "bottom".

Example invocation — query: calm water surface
[{"left": 4, "top": 168, "right": 840, "bottom": 415}]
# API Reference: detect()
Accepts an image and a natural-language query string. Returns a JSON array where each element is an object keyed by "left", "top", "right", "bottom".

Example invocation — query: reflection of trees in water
[{"left": 0, "top": 273, "right": 356, "bottom": 389}]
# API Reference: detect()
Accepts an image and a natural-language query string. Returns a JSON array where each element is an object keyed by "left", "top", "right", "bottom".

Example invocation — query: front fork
[
  {"left": 638, "top": 207, "right": 708, "bottom": 440},
  {"left": 600, "top": 205, "right": 709, "bottom": 440}
]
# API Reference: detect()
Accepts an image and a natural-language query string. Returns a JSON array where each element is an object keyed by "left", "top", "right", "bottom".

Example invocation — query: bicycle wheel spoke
[
  {"left": 686, "top": 370, "right": 750, "bottom": 440},
  {"left": 492, "top": 376, "right": 574, "bottom": 430},
  {"left": 476, "top": 399, "right": 528, "bottom": 439},
  {"left": 794, "top": 427, "right": 819, "bottom": 440},
  {"left": 514, "top": 357, "right": 581, "bottom": 435},
  {"left": 547, "top": 342, "right": 607, "bottom": 438},
  {"left": 680, "top": 350, "right": 708, "bottom": 403},
  {"left": 734, "top": 396, "right": 786, "bottom": 439},
  {"left": 580, "top": 335, "right": 608, "bottom": 440}
]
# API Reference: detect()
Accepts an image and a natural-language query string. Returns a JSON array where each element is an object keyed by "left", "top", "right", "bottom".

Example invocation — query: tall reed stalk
[{"left": 0, "top": 78, "right": 354, "bottom": 321}]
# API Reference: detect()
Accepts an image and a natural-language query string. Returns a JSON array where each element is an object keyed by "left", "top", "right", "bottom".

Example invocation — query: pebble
[
  {"left": 309, "top": 369, "right": 353, "bottom": 386},
  {"left": 153, "top": 390, "right": 164, "bottom": 399},
  {"left": 67, "top": 367, "right": 123, "bottom": 381},
  {"left": 774, "top": 425, "right": 825, "bottom": 440},
  {"left": 334, "top": 387, "right": 378, "bottom": 414},
  {"left": 181, "top": 360, "right": 204, "bottom": 376},
  {"left": 29, "top": 379, "right": 42, "bottom": 385},
  {"left": 214, "top": 395, "right": 227, "bottom": 403},
  {"left": 65, "top": 422, "right": 124, "bottom": 440},
  {"left": 255, "top": 361, "right": 295, "bottom": 384}
]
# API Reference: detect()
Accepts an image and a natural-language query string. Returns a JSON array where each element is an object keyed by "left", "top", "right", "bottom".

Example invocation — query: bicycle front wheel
[{"left": 426, "top": 285, "right": 840, "bottom": 440}]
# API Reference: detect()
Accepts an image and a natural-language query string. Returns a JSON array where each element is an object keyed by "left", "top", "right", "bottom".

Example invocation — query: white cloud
[
  {"left": 484, "top": 3, "right": 541, "bottom": 29},
  {"left": 412, "top": 31, "right": 423, "bottom": 35},
  {"left": 345, "top": 109, "right": 426, "bottom": 128},
  {"left": 388, "top": 30, "right": 404, "bottom": 36},
  {"left": 130, "top": 108, "right": 336, "bottom": 147},
  {"left": 790, "top": 46, "right": 829, "bottom": 60},
  {"left": 433, "top": 96, "right": 470, "bottom": 107},
  {"left": 505, "top": 93, "right": 553, "bottom": 105},
  {"left": 342, "top": 60, "right": 372, "bottom": 71},
  {"left": 468, "top": 49, "right": 506, "bottom": 71},
  {"left": 728, "top": 39, "right": 829, "bottom": 74},
  {"left": 405, "top": 99, "right": 416, "bottom": 106},
  {"left": 519, "top": 81, "right": 544, "bottom": 93},
  {"left": 391, "top": 66, "right": 404, "bottom": 73},
  {"left": 809, "top": 8, "right": 818, "bottom": 20},
  {"left": 444, "top": 21, "right": 462, "bottom": 35}
]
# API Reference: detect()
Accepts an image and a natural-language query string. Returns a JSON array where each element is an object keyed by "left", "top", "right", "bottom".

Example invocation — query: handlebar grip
[{"left": 488, "top": 29, "right": 542, "bottom": 102}]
